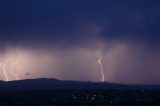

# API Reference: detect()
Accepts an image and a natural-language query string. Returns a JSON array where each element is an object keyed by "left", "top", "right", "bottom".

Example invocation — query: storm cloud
[{"left": 0, "top": 0, "right": 160, "bottom": 84}]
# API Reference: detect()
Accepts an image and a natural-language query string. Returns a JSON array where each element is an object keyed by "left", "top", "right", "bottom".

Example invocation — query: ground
[{"left": 0, "top": 89, "right": 159, "bottom": 106}]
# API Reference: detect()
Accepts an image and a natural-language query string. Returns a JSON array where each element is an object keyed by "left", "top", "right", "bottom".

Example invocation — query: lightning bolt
[
  {"left": 10, "top": 71, "right": 19, "bottom": 80},
  {"left": 98, "top": 56, "right": 105, "bottom": 82},
  {"left": 1, "top": 51, "right": 22, "bottom": 81},
  {"left": 3, "top": 57, "right": 11, "bottom": 81},
  {"left": 9, "top": 52, "right": 21, "bottom": 80}
]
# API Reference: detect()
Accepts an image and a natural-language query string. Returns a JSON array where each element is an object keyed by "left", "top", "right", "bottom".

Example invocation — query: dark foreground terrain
[
  {"left": 0, "top": 89, "right": 160, "bottom": 106},
  {"left": 0, "top": 79, "right": 160, "bottom": 106}
]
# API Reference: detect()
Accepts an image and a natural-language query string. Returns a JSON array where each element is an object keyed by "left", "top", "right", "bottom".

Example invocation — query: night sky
[{"left": 0, "top": 0, "right": 160, "bottom": 84}]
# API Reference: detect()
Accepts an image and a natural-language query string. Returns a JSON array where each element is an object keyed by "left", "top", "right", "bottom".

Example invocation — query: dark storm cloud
[
  {"left": 0, "top": 0, "right": 160, "bottom": 46},
  {"left": 1, "top": 0, "right": 160, "bottom": 84}
]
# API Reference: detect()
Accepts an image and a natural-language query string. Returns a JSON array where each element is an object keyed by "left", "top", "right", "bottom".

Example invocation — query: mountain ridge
[{"left": 0, "top": 78, "right": 160, "bottom": 90}]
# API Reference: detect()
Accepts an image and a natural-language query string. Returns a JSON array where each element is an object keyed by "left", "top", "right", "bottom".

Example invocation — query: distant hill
[{"left": 0, "top": 78, "right": 160, "bottom": 90}]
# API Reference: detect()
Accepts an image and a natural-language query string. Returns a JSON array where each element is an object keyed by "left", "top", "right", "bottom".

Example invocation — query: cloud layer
[{"left": 0, "top": 0, "right": 160, "bottom": 84}]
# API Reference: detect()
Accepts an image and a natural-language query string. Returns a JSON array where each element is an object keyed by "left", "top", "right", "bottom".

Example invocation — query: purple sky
[{"left": 0, "top": 0, "right": 160, "bottom": 84}]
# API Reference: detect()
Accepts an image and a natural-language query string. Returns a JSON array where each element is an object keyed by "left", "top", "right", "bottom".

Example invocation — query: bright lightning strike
[
  {"left": 10, "top": 52, "right": 21, "bottom": 80},
  {"left": 98, "top": 56, "right": 105, "bottom": 82},
  {"left": 1, "top": 51, "right": 22, "bottom": 81},
  {"left": 3, "top": 58, "right": 11, "bottom": 81}
]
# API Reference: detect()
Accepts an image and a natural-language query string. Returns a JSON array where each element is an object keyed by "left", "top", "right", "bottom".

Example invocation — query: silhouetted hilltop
[{"left": 0, "top": 78, "right": 160, "bottom": 90}]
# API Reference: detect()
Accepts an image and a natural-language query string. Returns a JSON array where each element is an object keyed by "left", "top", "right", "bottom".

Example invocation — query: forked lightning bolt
[
  {"left": 98, "top": 56, "right": 105, "bottom": 82},
  {"left": 10, "top": 52, "right": 21, "bottom": 80},
  {"left": 1, "top": 52, "right": 21, "bottom": 81}
]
